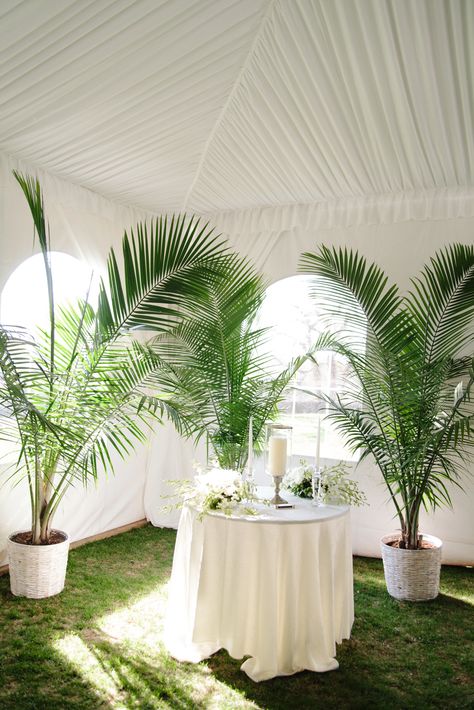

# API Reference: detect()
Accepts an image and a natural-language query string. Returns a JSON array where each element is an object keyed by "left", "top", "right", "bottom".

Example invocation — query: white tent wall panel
[
  {"left": 0, "top": 152, "right": 149, "bottom": 292},
  {"left": 0, "top": 156, "right": 473, "bottom": 565},
  {"left": 143, "top": 422, "right": 206, "bottom": 531},
  {"left": 0, "top": 449, "right": 149, "bottom": 568}
]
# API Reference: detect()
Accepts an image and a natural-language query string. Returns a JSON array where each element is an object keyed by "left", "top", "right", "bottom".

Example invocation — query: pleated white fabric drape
[
  {"left": 208, "top": 189, "right": 474, "bottom": 240},
  {"left": 188, "top": 0, "right": 474, "bottom": 213},
  {"left": 0, "top": 2, "right": 472, "bottom": 215},
  {"left": 164, "top": 499, "right": 354, "bottom": 681},
  {"left": 0, "top": 0, "right": 269, "bottom": 213}
]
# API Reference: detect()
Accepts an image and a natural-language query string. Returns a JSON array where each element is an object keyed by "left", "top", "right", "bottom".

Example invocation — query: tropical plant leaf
[
  {"left": 96, "top": 216, "right": 231, "bottom": 337},
  {"left": 407, "top": 243, "right": 474, "bottom": 362}
]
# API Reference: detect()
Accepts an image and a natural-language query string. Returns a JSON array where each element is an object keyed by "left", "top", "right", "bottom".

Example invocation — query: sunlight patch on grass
[
  {"left": 354, "top": 571, "right": 387, "bottom": 588},
  {"left": 54, "top": 633, "right": 122, "bottom": 705},
  {"left": 97, "top": 587, "right": 166, "bottom": 647},
  {"left": 54, "top": 585, "right": 261, "bottom": 709},
  {"left": 96, "top": 586, "right": 260, "bottom": 708},
  {"left": 440, "top": 590, "right": 474, "bottom": 606}
]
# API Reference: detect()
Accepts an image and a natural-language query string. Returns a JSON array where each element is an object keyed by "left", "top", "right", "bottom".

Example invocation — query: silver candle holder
[{"left": 264, "top": 423, "right": 292, "bottom": 506}]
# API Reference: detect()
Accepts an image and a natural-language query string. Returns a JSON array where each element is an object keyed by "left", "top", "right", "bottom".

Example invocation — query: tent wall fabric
[
  {"left": 205, "top": 200, "right": 474, "bottom": 566},
  {"left": 0, "top": 152, "right": 149, "bottom": 293},
  {"left": 147, "top": 194, "right": 474, "bottom": 566},
  {"left": 0, "top": 155, "right": 473, "bottom": 568}
]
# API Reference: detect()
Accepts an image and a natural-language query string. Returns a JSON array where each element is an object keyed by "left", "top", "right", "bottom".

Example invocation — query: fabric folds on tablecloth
[{"left": 164, "top": 502, "right": 354, "bottom": 681}]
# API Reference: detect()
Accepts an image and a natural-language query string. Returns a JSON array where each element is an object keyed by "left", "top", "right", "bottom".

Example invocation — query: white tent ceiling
[{"left": 1, "top": 0, "right": 473, "bottom": 216}]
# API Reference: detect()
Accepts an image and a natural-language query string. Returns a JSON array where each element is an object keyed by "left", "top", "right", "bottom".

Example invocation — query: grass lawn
[{"left": 0, "top": 525, "right": 473, "bottom": 710}]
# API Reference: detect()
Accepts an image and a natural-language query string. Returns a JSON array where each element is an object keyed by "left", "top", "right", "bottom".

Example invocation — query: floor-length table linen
[{"left": 164, "top": 490, "right": 354, "bottom": 681}]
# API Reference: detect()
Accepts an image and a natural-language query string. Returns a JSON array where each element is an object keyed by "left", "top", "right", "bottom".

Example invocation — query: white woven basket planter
[
  {"left": 7, "top": 530, "right": 70, "bottom": 599},
  {"left": 380, "top": 533, "right": 442, "bottom": 602}
]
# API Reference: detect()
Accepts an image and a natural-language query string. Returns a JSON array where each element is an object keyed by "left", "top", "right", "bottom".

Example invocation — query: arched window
[
  {"left": 257, "top": 275, "right": 360, "bottom": 462},
  {"left": 0, "top": 252, "right": 97, "bottom": 448},
  {"left": 1, "top": 252, "right": 96, "bottom": 332}
]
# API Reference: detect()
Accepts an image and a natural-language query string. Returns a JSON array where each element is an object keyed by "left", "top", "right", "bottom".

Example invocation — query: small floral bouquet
[
  {"left": 167, "top": 465, "right": 262, "bottom": 518},
  {"left": 283, "top": 460, "right": 316, "bottom": 499},
  {"left": 283, "top": 459, "right": 367, "bottom": 507}
]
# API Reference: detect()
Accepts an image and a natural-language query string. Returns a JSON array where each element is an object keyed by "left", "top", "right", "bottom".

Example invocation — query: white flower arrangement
[
  {"left": 167, "top": 464, "right": 262, "bottom": 518},
  {"left": 283, "top": 461, "right": 316, "bottom": 497},
  {"left": 283, "top": 459, "right": 367, "bottom": 507}
]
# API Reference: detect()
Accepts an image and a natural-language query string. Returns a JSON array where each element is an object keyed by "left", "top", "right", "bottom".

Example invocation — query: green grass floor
[{"left": 0, "top": 525, "right": 473, "bottom": 710}]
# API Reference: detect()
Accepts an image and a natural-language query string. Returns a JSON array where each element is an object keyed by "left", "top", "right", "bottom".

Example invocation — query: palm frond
[
  {"left": 13, "top": 172, "right": 55, "bottom": 381},
  {"left": 407, "top": 243, "right": 474, "bottom": 362},
  {"left": 96, "top": 216, "right": 231, "bottom": 336},
  {"left": 3, "top": 173, "right": 256, "bottom": 543},
  {"left": 300, "top": 245, "right": 410, "bottom": 352},
  {"left": 147, "top": 256, "right": 308, "bottom": 471}
]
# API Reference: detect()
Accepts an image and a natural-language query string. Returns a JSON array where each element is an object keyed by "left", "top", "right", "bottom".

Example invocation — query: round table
[{"left": 164, "top": 487, "right": 354, "bottom": 682}]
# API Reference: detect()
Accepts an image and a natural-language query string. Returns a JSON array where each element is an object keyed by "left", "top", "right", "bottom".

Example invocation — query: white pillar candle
[
  {"left": 315, "top": 416, "right": 321, "bottom": 469},
  {"left": 248, "top": 416, "right": 253, "bottom": 475},
  {"left": 268, "top": 435, "right": 287, "bottom": 476}
]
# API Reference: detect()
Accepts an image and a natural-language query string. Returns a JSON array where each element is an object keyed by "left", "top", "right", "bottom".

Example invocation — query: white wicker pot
[
  {"left": 380, "top": 533, "right": 442, "bottom": 602},
  {"left": 7, "top": 530, "right": 70, "bottom": 599}
]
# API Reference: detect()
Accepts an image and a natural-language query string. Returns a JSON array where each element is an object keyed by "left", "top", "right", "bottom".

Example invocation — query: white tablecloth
[{"left": 164, "top": 488, "right": 354, "bottom": 682}]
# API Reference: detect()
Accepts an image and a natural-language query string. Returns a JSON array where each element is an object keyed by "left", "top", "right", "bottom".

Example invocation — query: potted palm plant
[
  {"left": 300, "top": 244, "right": 474, "bottom": 601},
  {"left": 149, "top": 262, "right": 305, "bottom": 473},
  {"left": 1, "top": 172, "right": 239, "bottom": 598}
]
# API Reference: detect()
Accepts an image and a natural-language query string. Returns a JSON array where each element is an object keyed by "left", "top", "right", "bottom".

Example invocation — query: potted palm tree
[
  {"left": 1, "top": 172, "right": 240, "bottom": 598},
  {"left": 300, "top": 244, "right": 474, "bottom": 601},
  {"left": 149, "top": 263, "right": 305, "bottom": 473}
]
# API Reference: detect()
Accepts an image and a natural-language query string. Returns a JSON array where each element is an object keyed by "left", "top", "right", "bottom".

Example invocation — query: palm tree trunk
[
  {"left": 40, "top": 511, "right": 52, "bottom": 544},
  {"left": 32, "top": 451, "right": 43, "bottom": 544},
  {"left": 406, "top": 503, "right": 421, "bottom": 549}
]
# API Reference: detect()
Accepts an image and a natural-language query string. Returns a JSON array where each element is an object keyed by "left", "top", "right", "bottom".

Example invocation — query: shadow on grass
[
  {"left": 0, "top": 526, "right": 260, "bottom": 709},
  {"left": 0, "top": 526, "right": 185, "bottom": 709},
  {"left": 0, "top": 530, "right": 472, "bottom": 710},
  {"left": 436, "top": 592, "right": 474, "bottom": 609},
  {"left": 53, "top": 631, "right": 214, "bottom": 709},
  {"left": 205, "top": 569, "right": 474, "bottom": 710}
]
